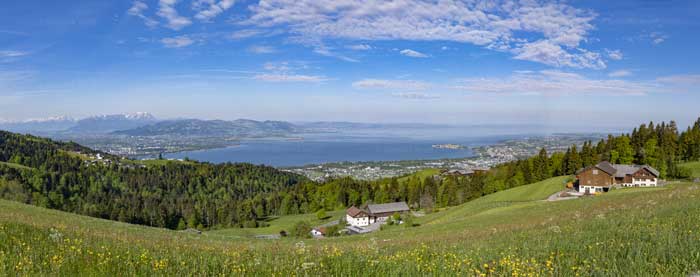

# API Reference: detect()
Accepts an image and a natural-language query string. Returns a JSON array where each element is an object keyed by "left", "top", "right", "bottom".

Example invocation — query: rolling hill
[{"left": 2, "top": 176, "right": 699, "bottom": 275}]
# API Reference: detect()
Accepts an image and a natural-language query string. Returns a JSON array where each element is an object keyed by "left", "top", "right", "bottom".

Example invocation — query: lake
[{"left": 163, "top": 126, "right": 540, "bottom": 167}]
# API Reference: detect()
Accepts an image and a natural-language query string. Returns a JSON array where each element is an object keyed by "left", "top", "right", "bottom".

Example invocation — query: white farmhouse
[
  {"left": 346, "top": 206, "right": 373, "bottom": 227},
  {"left": 345, "top": 202, "right": 410, "bottom": 227}
]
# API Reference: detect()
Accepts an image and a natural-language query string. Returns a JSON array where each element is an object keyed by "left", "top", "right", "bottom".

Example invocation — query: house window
[{"left": 592, "top": 170, "right": 599, "bottom": 175}]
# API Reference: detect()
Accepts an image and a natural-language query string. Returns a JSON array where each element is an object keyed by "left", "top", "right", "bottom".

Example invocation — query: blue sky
[{"left": 1, "top": 0, "right": 699, "bottom": 128}]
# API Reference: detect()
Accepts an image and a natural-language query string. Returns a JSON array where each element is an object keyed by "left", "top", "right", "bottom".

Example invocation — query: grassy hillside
[
  {"left": 397, "top": 168, "right": 441, "bottom": 183},
  {"left": 420, "top": 176, "right": 569, "bottom": 225},
  {"left": 679, "top": 161, "right": 700, "bottom": 178},
  {"left": 2, "top": 177, "right": 700, "bottom": 275},
  {"left": 0, "top": 161, "right": 33, "bottom": 170},
  {"left": 207, "top": 210, "right": 345, "bottom": 238},
  {"left": 477, "top": 175, "right": 570, "bottom": 202}
]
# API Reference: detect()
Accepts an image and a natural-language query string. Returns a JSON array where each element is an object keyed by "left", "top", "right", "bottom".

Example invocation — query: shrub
[
  {"left": 292, "top": 221, "right": 312, "bottom": 238},
  {"left": 316, "top": 209, "right": 327, "bottom": 220}
]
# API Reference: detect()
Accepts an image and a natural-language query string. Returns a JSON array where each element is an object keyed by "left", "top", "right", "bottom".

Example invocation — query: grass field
[
  {"left": 207, "top": 210, "right": 345, "bottom": 238},
  {"left": 1, "top": 177, "right": 700, "bottom": 275},
  {"left": 0, "top": 161, "right": 33, "bottom": 170},
  {"left": 397, "top": 168, "right": 441, "bottom": 183},
  {"left": 679, "top": 161, "right": 700, "bottom": 178}
]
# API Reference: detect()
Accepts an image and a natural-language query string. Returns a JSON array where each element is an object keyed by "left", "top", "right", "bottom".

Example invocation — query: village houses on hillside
[{"left": 576, "top": 161, "right": 660, "bottom": 194}]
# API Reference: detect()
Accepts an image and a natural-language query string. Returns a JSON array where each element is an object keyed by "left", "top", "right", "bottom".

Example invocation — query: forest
[{"left": 0, "top": 117, "right": 699, "bottom": 230}]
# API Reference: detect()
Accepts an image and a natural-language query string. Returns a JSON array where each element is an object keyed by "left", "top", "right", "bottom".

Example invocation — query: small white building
[{"left": 310, "top": 227, "right": 326, "bottom": 237}]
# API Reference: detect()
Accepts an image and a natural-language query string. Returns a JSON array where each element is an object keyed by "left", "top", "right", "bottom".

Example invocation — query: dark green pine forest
[{"left": 0, "top": 118, "right": 699, "bottom": 230}]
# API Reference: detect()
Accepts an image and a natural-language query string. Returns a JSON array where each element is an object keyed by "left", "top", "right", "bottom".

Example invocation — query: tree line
[{"left": 0, "top": 117, "right": 698, "bottom": 230}]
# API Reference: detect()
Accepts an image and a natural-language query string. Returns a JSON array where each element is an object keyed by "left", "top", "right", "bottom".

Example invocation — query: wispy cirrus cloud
[
  {"left": 608, "top": 70, "right": 632, "bottom": 78},
  {"left": 650, "top": 32, "right": 668, "bottom": 45},
  {"left": 157, "top": 0, "right": 192, "bottom": 30},
  {"left": 161, "top": 35, "right": 194, "bottom": 48},
  {"left": 452, "top": 70, "right": 653, "bottom": 96},
  {"left": 193, "top": 0, "right": 236, "bottom": 21},
  {"left": 346, "top": 44, "right": 372, "bottom": 51},
  {"left": 606, "top": 49, "right": 623, "bottom": 60},
  {"left": 253, "top": 61, "right": 327, "bottom": 83},
  {"left": 248, "top": 45, "right": 277, "bottom": 54},
  {"left": 656, "top": 74, "right": 700, "bottom": 86},
  {"left": 253, "top": 74, "right": 327, "bottom": 82},
  {"left": 243, "top": 0, "right": 605, "bottom": 69},
  {"left": 391, "top": 92, "right": 440, "bottom": 99},
  {"left": 400, "top": 49, "right": 429, "bottom": 58},
  {"left": 0, "top": 50, "right": 30, "bottom": 62},
  {"left": 230, "top": 29, "right": 264, "bottom": 40},
  {"left": 352, "top": 79, "right": 431, "bottom": 91}
]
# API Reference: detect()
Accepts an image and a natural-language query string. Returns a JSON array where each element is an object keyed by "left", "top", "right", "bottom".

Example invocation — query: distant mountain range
[
  {"left": 113, "top": 119, "right": 301, "bottom": 137},
  {"left": 68, "top": 113, "right": 157, "bottom": 133},
  {"left": 0, "top": 113, "right": 156, "bottom": 134},
  {"left": 0, "top": 116, "right": 77, "bottom": 133},
  {"left": 0, "top": 114, "right": 455, "bottom": 138}
]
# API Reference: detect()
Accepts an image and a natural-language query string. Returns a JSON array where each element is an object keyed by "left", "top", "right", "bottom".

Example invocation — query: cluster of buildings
[
  {"left": 310, "top": 201, "right": 411, "bottom": 237},
  {"left": 576, "top": 161, "right": 660, "bottom": 194},
  {"left": 311, "top": 161, "right": 661, "bottom": 237},
  {"left": 440, "top": 167, "right": 489, "bottom": 177}
]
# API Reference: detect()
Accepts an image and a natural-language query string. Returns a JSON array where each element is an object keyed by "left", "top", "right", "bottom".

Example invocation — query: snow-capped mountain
[
  {"left": 68, "top": 113, "right": 157, "bottom": 133},
  {"left": 0, "top": 116, "right": 77, "bottom": 133},
  {"left": 0, "top": 113, "right": 158, "bottom": 134}
]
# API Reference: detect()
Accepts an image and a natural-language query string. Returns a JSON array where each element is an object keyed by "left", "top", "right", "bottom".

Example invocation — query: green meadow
[{"left": 2, "top": 175, "right": 700, "bottom": 276}]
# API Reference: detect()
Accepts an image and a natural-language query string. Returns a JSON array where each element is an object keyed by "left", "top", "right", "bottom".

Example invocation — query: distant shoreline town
[{"left": 285, "top": 134, "right": 606, "bottom": 181}]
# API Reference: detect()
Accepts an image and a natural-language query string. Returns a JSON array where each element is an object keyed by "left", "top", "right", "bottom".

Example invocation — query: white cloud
[
  {"left": 391, "top": 92, "right": 440, "bottom": 99},
  {"left": 253, "top": 74, "right": 327, "bottom": 83},
  {"left": 353, "top": 79, "right": 431, "bottom": 91},
  {"left": 244, "top": 0, "right": 604, "bottom": 68},
  {"left": 128, "top": 1, "right": 159, "bottom": 28},
  {"left": 657, "top": 74, "right": 700, "bottom": 86},
  {"left": 161, "top": 36, "right": 194, "bottom": 48},
  {"left": 311, "top": 43, "right": 359, "bottom": 62},
  {"left": 262, "top": 61, "right": 312, "bottom": 73},
  {"left": 608, "top": 70, "right": 632, "bottom": 78},
  {"left": 453, "top": 70, "right": 652, "bottom": 96},
  {"left": 606, "top": 49, "right": 623, "bottom": 60},
  {"left": 128, "top": 1, "right": 148, "bottom": 15},
  {"left": 157, "top": 0, "right": 192, "bottom": 30},
  {"left": 0, "top": 50, "right": 29, "bottom": 58},
  {"left": 248, "top": 45, "right": 276, "bottom": 54},
  {"left": 650, "top": 32, "right": 668, "bottom": 45},
  {"left": 253, "top": 61, "right": 326, "bottom": 82},
  {"left": 513, "top": 40, "right": 605, "bottom": 69},
  {"left": 400, "top": 49, "right": 429, "bottom": 58},
  {"left": 193, "top": 0, "right": 236, "bottom": 21},
  {"left": 347, "top": 44, "right": 372, "bottom": 51},
  {"left": 230, "top": 29, "right": 264, "bottom": 39}
]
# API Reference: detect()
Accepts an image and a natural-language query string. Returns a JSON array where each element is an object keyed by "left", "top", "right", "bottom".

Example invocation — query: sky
[{"left": 1, "top": 0, "right": 699, "bottom": 128}]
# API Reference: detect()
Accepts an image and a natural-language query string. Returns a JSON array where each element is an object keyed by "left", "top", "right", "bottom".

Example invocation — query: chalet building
[
  {"left": 576, "top": 161, "right": 660, "bottom": 194},
  {"left": 345, "top": 202, "right": 410, "bottom": 227},
  {"left": 346, "top": 206, "right": 372, "bottom": 227}
]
